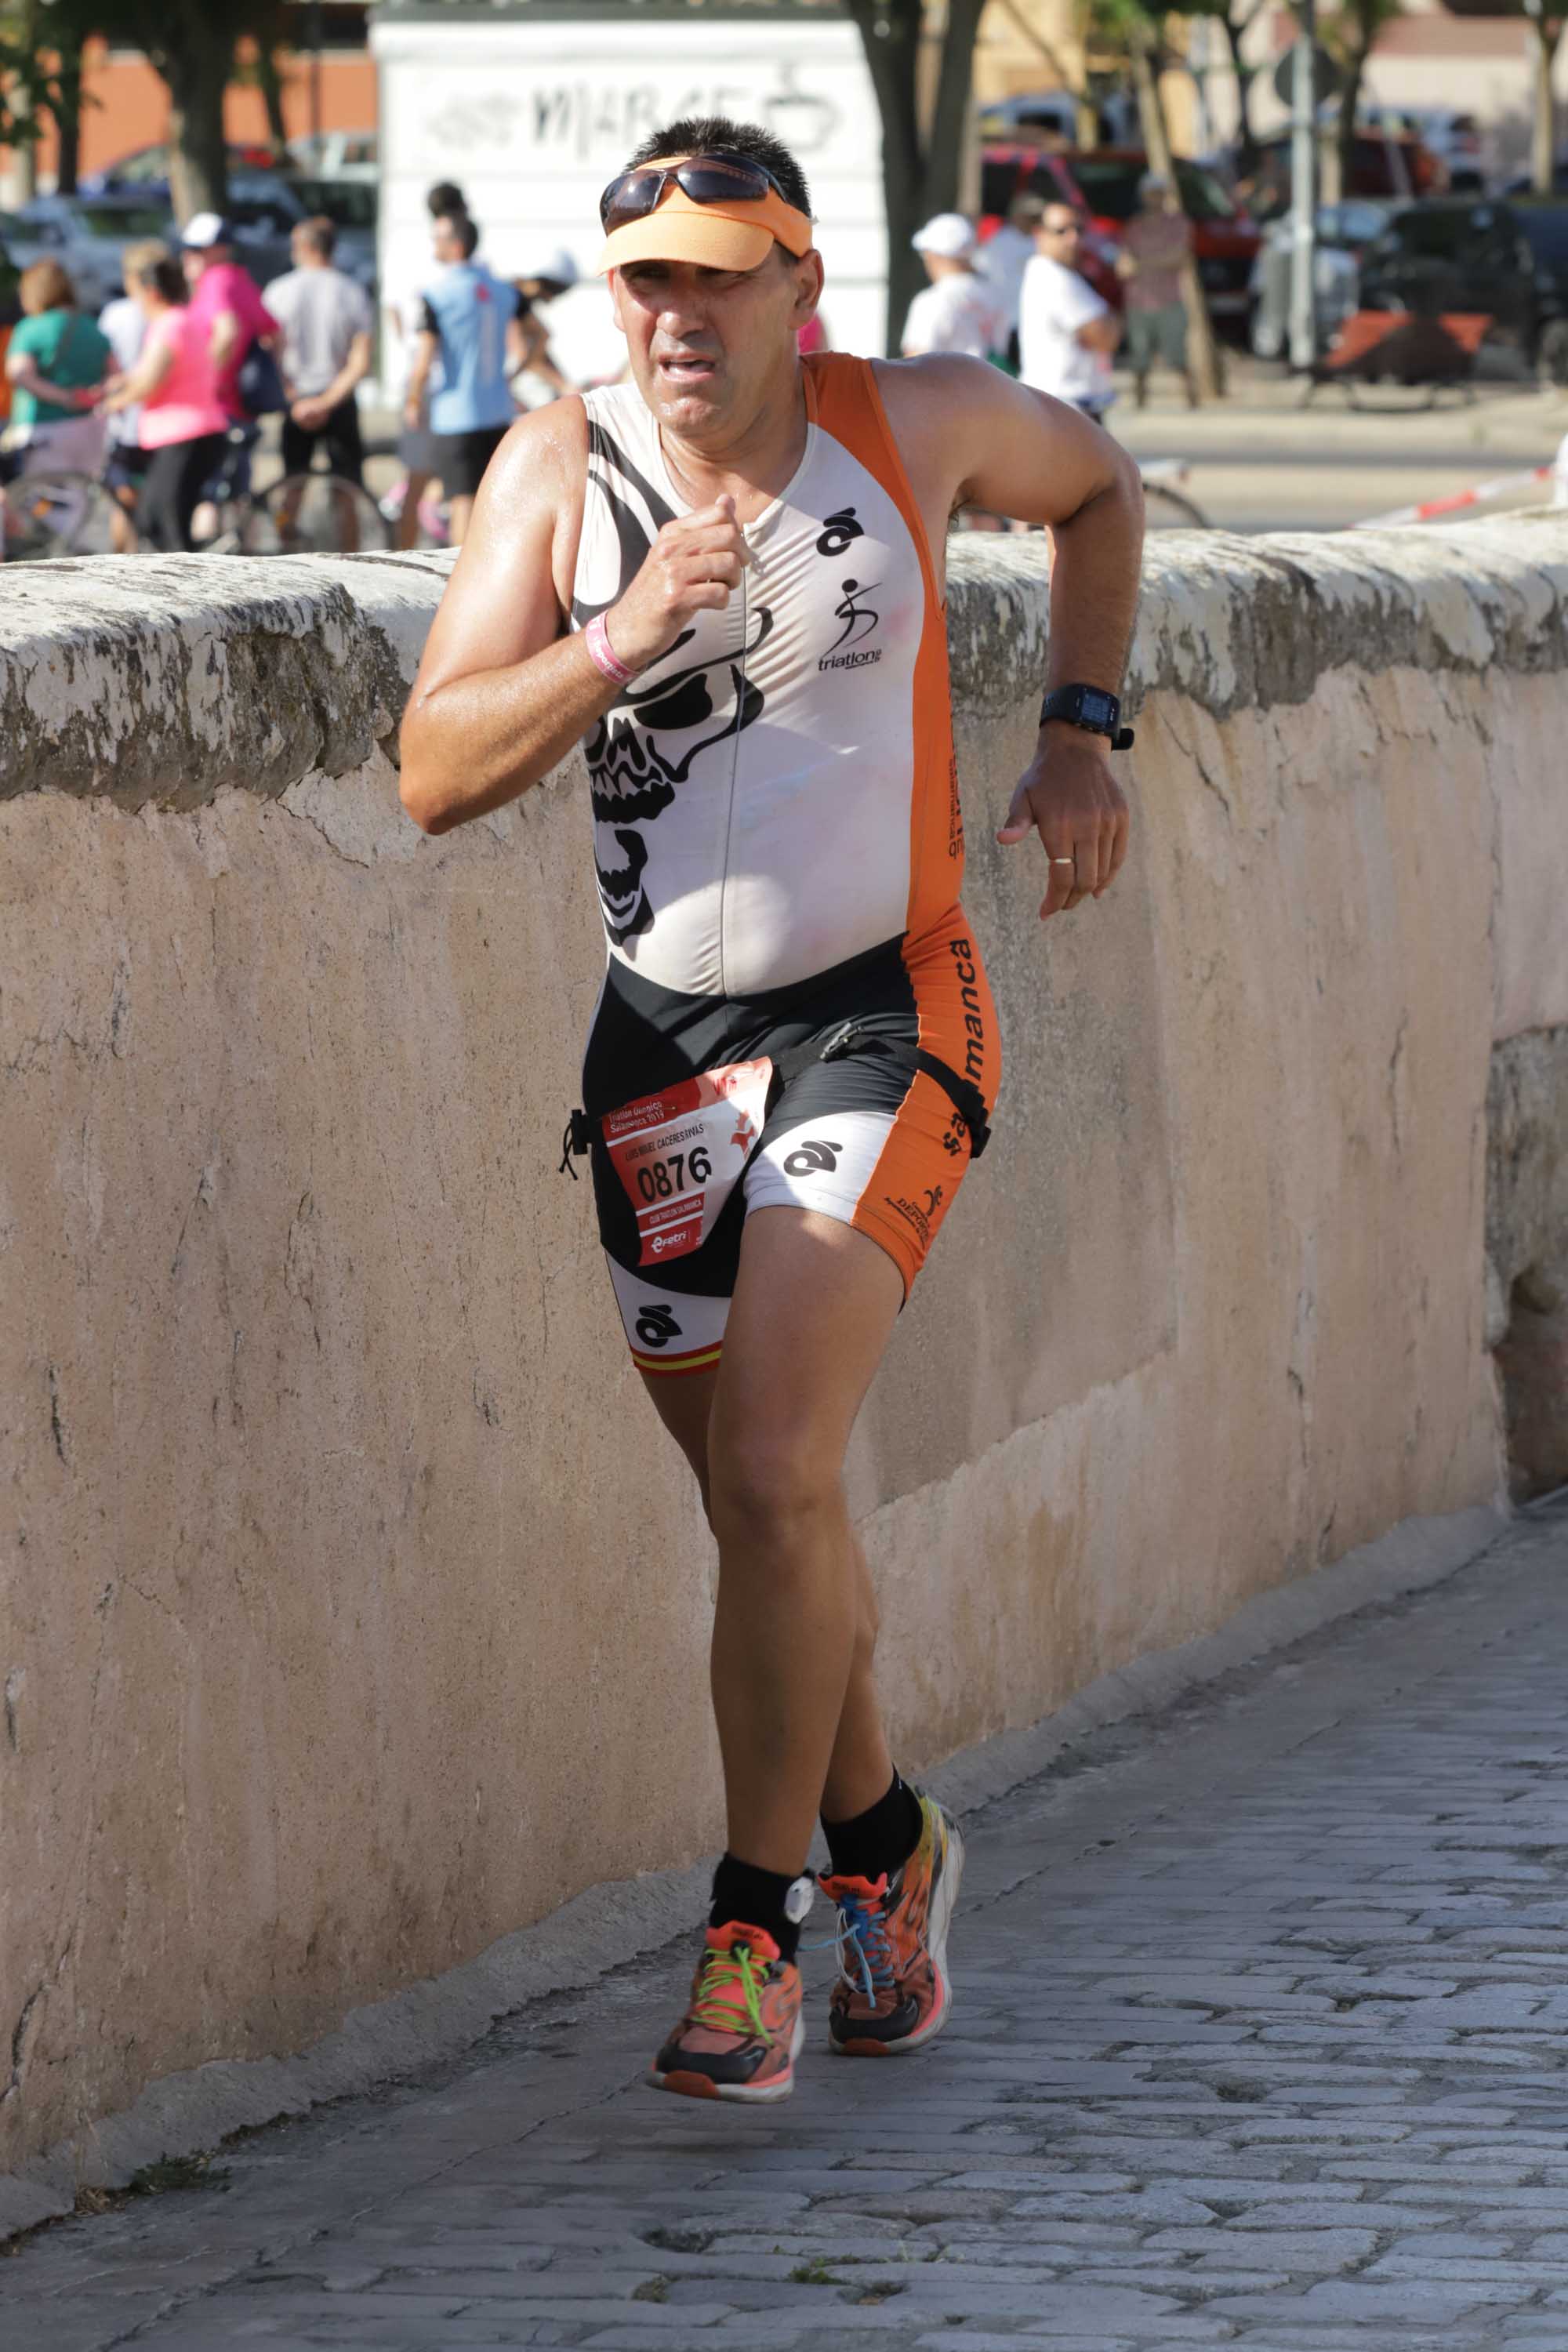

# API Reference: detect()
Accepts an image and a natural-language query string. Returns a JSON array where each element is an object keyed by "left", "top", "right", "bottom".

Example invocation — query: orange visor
[{"left": 596, "top": 179, "right": 814, "bottom": 277}]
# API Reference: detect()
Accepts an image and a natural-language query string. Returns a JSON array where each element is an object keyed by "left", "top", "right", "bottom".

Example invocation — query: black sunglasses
[{"left": 600, "top": 150, "right": 794, "bottom": 235}]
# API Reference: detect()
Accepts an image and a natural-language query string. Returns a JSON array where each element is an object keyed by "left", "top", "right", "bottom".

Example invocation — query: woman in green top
[{"left": 5, "top": 258, "right": 111, "bottom": 478}]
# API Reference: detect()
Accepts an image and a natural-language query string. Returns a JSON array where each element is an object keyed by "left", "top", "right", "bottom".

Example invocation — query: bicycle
[
  {"left": 958, "top": 458, "right": 1210, "bottom": 539},
  {"left": 2, "top": 426, "right": 391, "bottom": 559},
  {"left": 1138, "top": 460, "right": 1210, "bottom": 530},
  {"left": 198, "top": 428, "right": 391, "bottom": 557},
  {"left": 1, "top": 451, "right": 126, "bottom": 559}
]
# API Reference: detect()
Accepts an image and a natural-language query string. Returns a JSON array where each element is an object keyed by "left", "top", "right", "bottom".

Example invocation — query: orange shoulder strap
[{"left": 803, "top": 352, "right": 939, "bottom": 604}]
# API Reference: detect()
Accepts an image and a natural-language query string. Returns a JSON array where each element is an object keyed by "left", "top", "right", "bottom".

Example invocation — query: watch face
[{"left": 1080, "top": 689, "right": 1116, "bottom": 728}]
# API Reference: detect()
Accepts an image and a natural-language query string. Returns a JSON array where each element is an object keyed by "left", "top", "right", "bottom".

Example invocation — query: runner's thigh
[{"left": 709, "top": 1207, "right": 904, "bottom": 1496}]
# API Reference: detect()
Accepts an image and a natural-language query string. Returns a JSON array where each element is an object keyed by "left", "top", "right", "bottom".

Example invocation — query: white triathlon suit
[{"left": 567, "top": 353, "right": 1000, "bottom": 1374}]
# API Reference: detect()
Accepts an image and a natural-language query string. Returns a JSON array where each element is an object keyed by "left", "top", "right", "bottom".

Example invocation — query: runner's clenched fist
[{"left": 603, "top": 494, "right": 750, "bottom": 675}]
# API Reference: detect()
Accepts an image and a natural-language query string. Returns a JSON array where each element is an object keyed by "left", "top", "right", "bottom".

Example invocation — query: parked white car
[{"left": 0, "top": 193, "right": 174, "bottom": 308}]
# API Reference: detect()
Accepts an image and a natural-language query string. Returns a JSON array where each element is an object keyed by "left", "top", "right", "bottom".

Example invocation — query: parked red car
[{"left": 981, "top": 144, "right": 1261, "bottom": 325}]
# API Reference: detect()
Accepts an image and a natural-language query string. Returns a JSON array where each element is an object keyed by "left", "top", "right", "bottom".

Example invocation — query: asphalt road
[
  {"left": 1116, "top": 363, "right": 1568, "bottom": 535},
  {"left": 346, "top": 364, "right": 1564, "bottom": 547}
]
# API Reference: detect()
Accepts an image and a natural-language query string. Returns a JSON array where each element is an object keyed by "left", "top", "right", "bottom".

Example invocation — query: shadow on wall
[{"left": 1488, "top": 1025, "right": 1568, "bottom": 1498}]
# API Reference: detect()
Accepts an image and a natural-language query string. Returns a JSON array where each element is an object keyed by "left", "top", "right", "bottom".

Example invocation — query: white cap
[
  {"left": 180, "top": 211, "right": 233, "bottom": 251},
  {"left": 912, "top": 212, "right": 975, "bottom": 260},
  {"left": 521, "top": 246, "right": 579, "bottom": 290}
]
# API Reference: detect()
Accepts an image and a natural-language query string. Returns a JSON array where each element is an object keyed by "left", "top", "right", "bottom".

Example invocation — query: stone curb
[{"left": 0, "top": 1495, "right": 1506, "bottom": 2242}]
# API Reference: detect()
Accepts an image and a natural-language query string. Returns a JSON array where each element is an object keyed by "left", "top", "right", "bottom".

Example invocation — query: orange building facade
[{"left": 6, "top": 39, "right": 377, "bottom": 188}]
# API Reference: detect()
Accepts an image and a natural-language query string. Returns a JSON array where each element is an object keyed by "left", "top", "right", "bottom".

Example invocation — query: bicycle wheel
[
  {"left": 2, "top": 468, "right": 122, "bottom": 559},
  {"left": 245, "top": 473, "right": 392, "bottom": 557},
  {"left": 1142, "top": 481, "right": 1211, "bottom": 531}
]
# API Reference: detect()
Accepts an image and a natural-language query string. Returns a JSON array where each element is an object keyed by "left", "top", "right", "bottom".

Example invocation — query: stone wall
[{"left": 4, "top": 518, "right": 1566, "bottom": 2198}]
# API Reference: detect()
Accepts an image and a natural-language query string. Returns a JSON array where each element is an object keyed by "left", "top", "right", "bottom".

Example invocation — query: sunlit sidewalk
[{"left": 7, "top": 1498, "right": 1568, "bottom": 2350}]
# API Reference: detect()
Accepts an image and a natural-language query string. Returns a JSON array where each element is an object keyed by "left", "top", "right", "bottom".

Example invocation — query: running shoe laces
[
  {"left": 826, "top": 1874, "right": 896, "bottom": 2004},
  {"left": 690, "top": 1924, "right": 781, "bottom": 2042}
]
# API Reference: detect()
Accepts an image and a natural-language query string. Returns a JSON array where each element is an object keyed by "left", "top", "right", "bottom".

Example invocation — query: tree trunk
[
  {"left": 1335, "top": 35, "right": 1371, "bottom": 206},
  {"left": 50, "top": 35, "right": 85, "bottom": 195},
  {"left": 256, "top": 42, "right": 290, "bottom": 158},
  {"left": 1528, "top": 16, "right": 1563, "bottom": 195},
  {"left": 927, "top": 0, "right": 986, "bottom": 210},
  {"left": 844, "top": 0, "right": 923, "bottom": 354},
  {"left": 148, "top": 20, "right": 235, "bottom": 223},
  {"left": 13, "top": 0, "right": 39, "bottom": 197},
  {"left": 1130, "top": 24, "right": 1224, "bottom": 399},
  {"left": 1221, "top": 9, "right": 1258, "bottom": 176}
]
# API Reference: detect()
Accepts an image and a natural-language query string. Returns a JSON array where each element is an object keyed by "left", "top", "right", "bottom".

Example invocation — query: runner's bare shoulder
[
  {"left": 872, "top": 354, "right": 1019, "bottom": 518},
  {"left": 416, "top": 397, "right": 590, "bottom": 688}
]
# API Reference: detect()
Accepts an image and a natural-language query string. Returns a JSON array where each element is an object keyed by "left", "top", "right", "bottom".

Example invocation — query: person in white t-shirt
[
  {"left": 902, "top": 213, "right": 1004, "bottom": 361},
  {"left": 977, "top": 194, "right": 1045, "bottom": 363},
  {"left": 1018, "top": 203, "right": 1120, "bottom": 419}
]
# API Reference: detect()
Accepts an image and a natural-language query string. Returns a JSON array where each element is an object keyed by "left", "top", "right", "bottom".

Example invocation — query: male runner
[
  {"left": 403, "top": 211, "right": 525, "bottom": 546},
  {"left": 400, "top": 117, "right": 1142, "bottom": 2103}
]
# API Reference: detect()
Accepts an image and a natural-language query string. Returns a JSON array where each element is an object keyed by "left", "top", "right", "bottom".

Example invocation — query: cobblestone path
[{"left": 7, "top": 1502, "right": 1568, "bottom": 2350}]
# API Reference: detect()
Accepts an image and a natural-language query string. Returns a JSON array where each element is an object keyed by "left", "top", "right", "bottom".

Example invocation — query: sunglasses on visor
[{"left": 599, "top": 150, "right": 794, "bottom": 234}]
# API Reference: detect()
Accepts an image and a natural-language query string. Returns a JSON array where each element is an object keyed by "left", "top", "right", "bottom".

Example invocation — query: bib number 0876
[{"left": 634, "top": 1145, "right": 713, "bottom": 1204}]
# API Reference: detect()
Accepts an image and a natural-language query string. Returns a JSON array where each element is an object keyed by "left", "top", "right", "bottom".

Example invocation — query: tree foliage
[
  {"left": 1316, "top": 0, "right": 1403, "bottom": 194},
  {"left": 7, "top": 0, "right": 292, "bottom": 212}
]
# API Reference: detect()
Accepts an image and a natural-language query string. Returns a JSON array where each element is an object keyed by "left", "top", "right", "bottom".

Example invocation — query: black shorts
[
  {"left": 397, "top": 423, "right": 439, "bottom": 475},
  {"left": 281, "top": 397, "right": 364, "bottom": 485},
  {"left": 574, "top": 916, "right": 1000, "bottom": 1377},
  {"left": 104, "top": 442, "right": 151, "bottom": 493},
  {"left": 432, "top": 423, "right": 508, "bottom": 499}
]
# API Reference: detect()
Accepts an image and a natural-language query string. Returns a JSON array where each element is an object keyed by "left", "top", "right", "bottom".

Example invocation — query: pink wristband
[{"left": 584, "top": 612, "right": 637, "bottom": 688}]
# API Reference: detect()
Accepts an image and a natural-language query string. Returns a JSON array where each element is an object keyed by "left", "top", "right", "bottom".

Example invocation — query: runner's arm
[
  {"left": 399, "top": 405, "right": 601, "bottom": 833},
  {"left": 887, "top": 355, "right": 1144, "bottom": 920},
  {"left": 927, "top": 354, "right": 1142, "bottom": 668},
  {"left": 400, "top": 401, "right": 752, "bottom": 837}
]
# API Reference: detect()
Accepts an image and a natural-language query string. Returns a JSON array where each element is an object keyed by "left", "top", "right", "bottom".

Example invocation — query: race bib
[{"left": 603, "top": 1058, "right": 772, "bottom": 1268}]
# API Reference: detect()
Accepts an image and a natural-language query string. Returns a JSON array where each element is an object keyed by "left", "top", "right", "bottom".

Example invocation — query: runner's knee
[{"left": 708, "top": 1433, "right": 842, "bottom": 1552}]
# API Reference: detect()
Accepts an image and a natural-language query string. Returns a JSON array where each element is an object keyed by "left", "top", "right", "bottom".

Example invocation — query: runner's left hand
[{"left": 996, "top": 721, "right": 1130, "bottom": 919}]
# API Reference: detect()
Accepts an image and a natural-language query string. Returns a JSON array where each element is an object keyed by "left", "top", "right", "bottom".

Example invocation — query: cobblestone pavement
[{"left": 7, "top": 1501, "right": 1568, "bottom": 2350}]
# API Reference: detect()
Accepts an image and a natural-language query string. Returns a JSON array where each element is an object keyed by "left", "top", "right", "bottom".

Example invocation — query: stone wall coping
[{"left": 2, "top": 518, "right": 1566, "bottom": 811}]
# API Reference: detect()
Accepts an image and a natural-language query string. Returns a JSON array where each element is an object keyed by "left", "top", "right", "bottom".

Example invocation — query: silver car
[{"left": 0, "top": 194, "right": 174, "bottom": 308}]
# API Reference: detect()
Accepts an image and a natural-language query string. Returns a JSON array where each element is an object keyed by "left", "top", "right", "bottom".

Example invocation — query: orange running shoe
[
  {"left": 649, "top": 1922, "right": 805, "bottom": 2103},
  {"left": 819, "top": 1791, "right": 964, "bottom": 2056}
]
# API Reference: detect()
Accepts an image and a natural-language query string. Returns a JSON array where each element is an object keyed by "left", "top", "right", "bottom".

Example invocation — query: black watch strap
[{"left": 1040, "top": 684, "right": 1134, "bottom": 752}]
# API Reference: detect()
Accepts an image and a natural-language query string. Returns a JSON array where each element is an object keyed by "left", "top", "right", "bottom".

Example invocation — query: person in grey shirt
[{"left": 265, "top": 216, "right": 374, "bottom": 484}]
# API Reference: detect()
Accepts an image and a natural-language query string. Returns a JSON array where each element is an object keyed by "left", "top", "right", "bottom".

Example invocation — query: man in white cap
[
  {"left": 399, "top": 115, "right": 1142, "bottom": 2114},
  {"left": 179, "top": 211, "right": 278, "bottom": 426},
  {"left": 902, "top": 213, "right": 1004, "bottom": 359}
]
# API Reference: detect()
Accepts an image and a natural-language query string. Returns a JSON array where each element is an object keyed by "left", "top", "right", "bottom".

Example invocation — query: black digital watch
[{"left": 1040, "top": 684, "right": 1134, "bottom": 752}]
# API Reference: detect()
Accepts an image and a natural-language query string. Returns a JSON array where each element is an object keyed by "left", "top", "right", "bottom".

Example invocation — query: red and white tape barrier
[{"left": 1353, "top": 465, "right": 1555, "bottom": 530}]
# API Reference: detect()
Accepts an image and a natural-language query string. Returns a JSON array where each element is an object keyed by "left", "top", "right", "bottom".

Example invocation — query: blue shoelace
[{"left": 815, "top": 1886, "right": 896, "bottom": 2004}]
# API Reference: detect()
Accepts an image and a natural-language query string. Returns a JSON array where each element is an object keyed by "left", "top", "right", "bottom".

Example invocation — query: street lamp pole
[{"left": 1288, "top": 0, "right": 1318, "bottom": 372}]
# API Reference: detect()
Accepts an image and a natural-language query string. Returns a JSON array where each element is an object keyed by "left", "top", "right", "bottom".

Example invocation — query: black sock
[
  {"left": 822, "top": 1770, "right": 924, "bottom": 1885},
  {"left": 710, "top": 1853, "right": 806, "bottom": 1965}
]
